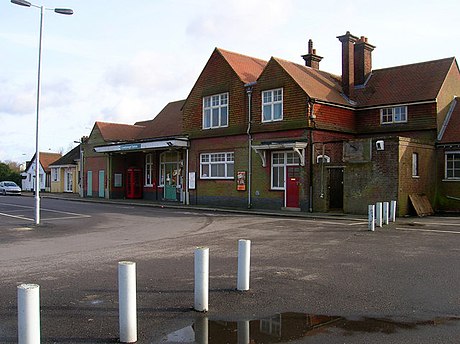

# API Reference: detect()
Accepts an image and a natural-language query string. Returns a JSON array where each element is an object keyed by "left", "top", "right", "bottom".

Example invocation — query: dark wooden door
[{"left": 328, "top": 168, "right": 343, "bottom": 210}]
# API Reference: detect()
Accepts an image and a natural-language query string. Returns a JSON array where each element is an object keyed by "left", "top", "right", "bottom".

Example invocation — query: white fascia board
[{"left": 94, "top": 138, "right": 189, "bottom": 153}]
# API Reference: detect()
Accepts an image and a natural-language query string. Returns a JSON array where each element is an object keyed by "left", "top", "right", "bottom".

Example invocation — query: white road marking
[
  {"left": 397, "top": 227, "right": 460, "bottom": 235},
  {"left": 412, "top": 221, "right": 460, "bottom": 227},
  {"left": 0, "top": 212, "right": 34, "bottom": 221},
  {"left": 0, "top": 202, "right": 90, "bottom": 221}
]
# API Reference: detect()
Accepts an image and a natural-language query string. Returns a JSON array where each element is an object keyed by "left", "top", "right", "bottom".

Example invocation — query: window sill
[
  {"left": 412, "top": 175, "right": 420, "bottom": 179},
  {"left": 442, "top": 179, "right": 460, "bottom": 182}
]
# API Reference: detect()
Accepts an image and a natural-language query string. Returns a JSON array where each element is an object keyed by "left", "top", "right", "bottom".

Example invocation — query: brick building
[{"left": 82, "top": 31, "right": 460, "bottom": 215}]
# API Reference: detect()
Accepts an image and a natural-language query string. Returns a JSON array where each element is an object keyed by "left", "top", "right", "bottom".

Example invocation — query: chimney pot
[{"left": 302, "top": 38, "right": 323, "bottom": 70}]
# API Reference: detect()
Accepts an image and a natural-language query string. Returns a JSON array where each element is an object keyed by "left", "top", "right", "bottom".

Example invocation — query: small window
[
  {"left": 203, "top": 93, "right": 229, "bottom": 129},
  {"left": 200, "top": 152, "right": 234, "bottom": 179},
  {"left": 51, "top": 168, "right": 59, "bottom": 182},
  {"left": 381, "top": 106, "right": 407, "bottom": 124},
  {"left": 145, "top": 154, "right": 153, "bottom": 186},
  {"left": 262, "top": 88, "right": 283, "bottom": 122},
  {"left": 445, "top": 152, "right": 460, "bottom": 180},
  {"left": 412, "top": 152, "right": 419, "bottom": 177}
]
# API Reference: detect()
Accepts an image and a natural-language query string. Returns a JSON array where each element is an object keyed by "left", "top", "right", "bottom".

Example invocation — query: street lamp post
[{"left": 11, "top": 0, "right": 73, "bottom": 225}]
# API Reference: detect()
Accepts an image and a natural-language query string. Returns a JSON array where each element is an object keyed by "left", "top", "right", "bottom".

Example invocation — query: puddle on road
[{"left": 160, "top": 312, "right": 460, "bottom": 343}]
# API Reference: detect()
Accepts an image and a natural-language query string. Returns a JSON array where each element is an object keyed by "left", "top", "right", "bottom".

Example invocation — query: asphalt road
[{"left": 0, "top": 195, "right": 459, "bottom": 343}]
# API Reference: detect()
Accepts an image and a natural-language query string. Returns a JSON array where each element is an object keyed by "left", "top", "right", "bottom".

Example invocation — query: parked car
[{"left": 0, "top": 181, "right": 22, "bottom": 195}]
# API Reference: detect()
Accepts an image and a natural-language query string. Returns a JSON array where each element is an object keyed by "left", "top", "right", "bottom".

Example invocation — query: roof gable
[
  {"left": 217, "top": 48, "right": 267, "bottom": 84},
  {"left": 355, "top": 57, "right": 456, "bottom": 107},
  {"left": 439, "top": 97, "right": 460, "bottom": 144}
]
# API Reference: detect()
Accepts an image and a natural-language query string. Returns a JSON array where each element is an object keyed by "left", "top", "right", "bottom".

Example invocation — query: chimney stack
[
  {"left": 337, "top": 31, "right": 359, "bottom": 99},
  {"left": 302, "top": 39, "right": 323, "bottom": 70},
  {"left": 354, "top": 36, "right": 375, "bottom": 86}
]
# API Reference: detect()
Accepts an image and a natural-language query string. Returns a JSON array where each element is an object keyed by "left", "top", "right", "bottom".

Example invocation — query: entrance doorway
[
  {"left": 328, "top": 168, "right": 343, "bottom": 210},
  {"left": 64, "top": 169, "right": 73, "bottom": 193},
  {"left": 160, "top": 151, "right": 182, "bottom": 201},
  {"left": 286, "top": 166, "right": 301, "bottom": 208}
]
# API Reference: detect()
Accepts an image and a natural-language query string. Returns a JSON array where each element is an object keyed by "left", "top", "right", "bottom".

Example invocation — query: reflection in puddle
[{"left": 160, "top": 312, "right": 460, "bottom": 343}]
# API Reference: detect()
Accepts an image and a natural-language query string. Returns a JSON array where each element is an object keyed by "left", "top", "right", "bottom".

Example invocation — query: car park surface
[{"left": 0, "top": 196, "right": 459, "bottom": 343}]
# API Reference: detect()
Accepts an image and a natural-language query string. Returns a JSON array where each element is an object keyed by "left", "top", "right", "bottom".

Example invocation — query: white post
[
  {"left": 194, "top": 316, "right": 208, "bottom": 344},
  {"left": 375, "top": 202, "right": 383, "bottom": 227},
  {"left": 237, "top": 320, "right": 250, "bottom": 344},
  {"left": 118, "top": 261, "right": 137, "bottom": 343},
  {"left": 18, "top": 284, "right": 40, "bottom": 344},
  {"left": 390, "top": 200, "right": 397, "bottom": 222},
  {"left": 237, "top": 239, "right": 251, "bottom": 291},
  {"left": 368, "top": 205, "right": 375, "bottom": 231},
  {"left": 194, "top": 247, "right": 209, "bottom": 312},
  {"left": 383, "top": 202, "right": 389, "bottom": 225}
]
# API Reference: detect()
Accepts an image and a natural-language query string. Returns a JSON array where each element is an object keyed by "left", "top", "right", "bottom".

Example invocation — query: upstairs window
[
  {"left": 445, "top": 152, "right": 460, "bottom": 180},
  {"left": 203, "top": 93, "right": 228, "bottom": 129},
  {"left": 381, "top": 106, "right": 407, "bottom": 124},
  {"left": 262, "top": 88, "right": 283, "bottom": 122}
]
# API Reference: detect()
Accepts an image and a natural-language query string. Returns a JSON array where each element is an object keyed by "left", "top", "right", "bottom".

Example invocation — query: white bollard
[
  {"left": 18, "top": 284, "right": 40, "bottom": 344},
  {"left": 195, "top": 316, "right": 209, "bottom": 344},
  {"left": 194, "top": 247, "right": 209, "bottom": 312},
  {"left": 368, "top": 205, "right": 375, "bottom": 231},
  {"left": 237, "top": 239, "right": 251, "bottom": 291},
  {"left": 237, "top": 320, "right": 250, "bottom": 344},
  {"left": 375, "top": 202, "right": 383, "bottom": 227},
  {"left": 383, "top": 202, "right": 389, "bottom": 225},
  {"left": 118, "top": 261, "right": 137, "bottom": 343},
  {"left": 390, "top": 200, "right": 397, "bottom": 222}
]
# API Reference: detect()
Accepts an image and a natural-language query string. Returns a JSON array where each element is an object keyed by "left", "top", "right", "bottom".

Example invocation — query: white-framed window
[
  {"left": 262, "top": 88, "right": 283, "bottom": 122},
  {"left": 412, "top": 152, "right": 419, "bottom": 177},
  {"left": 51, "top": 168, "right": 59, "bottom": 182},
  {"left": 271, "top": 151, "right": 300, "bottom": 190},
  {"left": 381, "top": 106, "right": 407, "bottom": 124},
  {"left": 445, "top": 151, "right": 460, "bottom": 180},
  {"left": 203, "top": 93, "right": 228, "bottom": 129},
  {"left": 145, "top": 154, "right": 153, "bottom": 186},
  {"left": 200, "top": 152, "right": 234, "bottom": 179}
]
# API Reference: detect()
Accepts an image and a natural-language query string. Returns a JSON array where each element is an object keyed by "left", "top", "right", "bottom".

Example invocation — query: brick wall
[{"left": 183, "top": 49, "right": 247, "bottom": 139}]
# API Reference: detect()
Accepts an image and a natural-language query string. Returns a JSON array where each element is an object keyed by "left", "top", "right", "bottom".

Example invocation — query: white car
[{"left": 0, "top": 181, "right": 22, "bottom": 196}]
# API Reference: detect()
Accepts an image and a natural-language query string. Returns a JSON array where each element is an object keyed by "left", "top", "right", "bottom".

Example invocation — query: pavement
[{"left": 26, "top": 191, "right": 369, "bottom": 221}]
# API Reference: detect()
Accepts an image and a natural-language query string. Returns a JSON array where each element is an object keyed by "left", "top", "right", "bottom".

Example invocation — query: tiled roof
[
  {"left": 217, "top": 48, "right": 267, "bottom": 84},
  {"left": 49, "top": 145, "right": 80, "bottom": 166},
  {"left": 354, "top": 57, "right": 456, "bottom": 107},
  {"left": 26, "top": 152, "right": 62, "bottom": 172},
  {"left": 136, "top": 99, "right": 185, "bottom": 139},
  {"left": 439, "top": 97, "right": 460, "bottom": 144},
  {"left": 96, "top": 122, "right": 145, "bottom": 142},
  {"left": 273, "top": 57, "right": 349, "bottom": 106}
]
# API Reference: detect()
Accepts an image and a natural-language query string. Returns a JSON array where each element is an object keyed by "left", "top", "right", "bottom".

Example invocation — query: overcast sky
[{"left": 1, "top": 0, "right": 459, "bottom": 163}]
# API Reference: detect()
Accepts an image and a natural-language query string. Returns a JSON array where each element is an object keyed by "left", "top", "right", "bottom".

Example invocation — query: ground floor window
[
  {"left": 200, "top": 152, "right": 234, "bottom": 179},
  {"left": 145, "top": 154, "right": 153, "bottom": 186},
  {"left": 271, "top": 151, "right": 300, "bottom": 190},
  {"left": 445, "top": 152, "right": 460, "bottom": 179}
]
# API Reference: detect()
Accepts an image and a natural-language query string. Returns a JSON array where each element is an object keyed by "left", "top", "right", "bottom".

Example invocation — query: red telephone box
[{"left": 126, "top": 167, "right": 142, "bottom": 199}]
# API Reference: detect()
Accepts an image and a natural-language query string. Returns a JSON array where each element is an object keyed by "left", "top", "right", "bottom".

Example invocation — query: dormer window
[
  {"left": 203, "top": 93, "right": 228, "bottom": 129},
  {"left": 381, "top": 106, "right": 407, "bottom": 124},
  {"left": 262, "top": 88, "right": 283, "bottom": 122}
]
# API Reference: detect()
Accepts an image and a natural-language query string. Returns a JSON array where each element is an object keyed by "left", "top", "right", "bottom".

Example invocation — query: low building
[
  {"left": 21, "top": 152, "right": 62, "bottom": 192},
  {"left": 49, "top": 145, "right": 81, "bottom": 194}
]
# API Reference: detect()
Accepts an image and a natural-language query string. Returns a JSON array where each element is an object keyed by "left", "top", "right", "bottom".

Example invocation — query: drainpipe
[
  {"left": 308, "top": 99, "right": 316, "bottom": 212},
  {"left": 245, "top": 82, "right": 257, "bottom": 209},
  {"left": 185, "top": 147, "right": 189, "bottom": 205}
]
